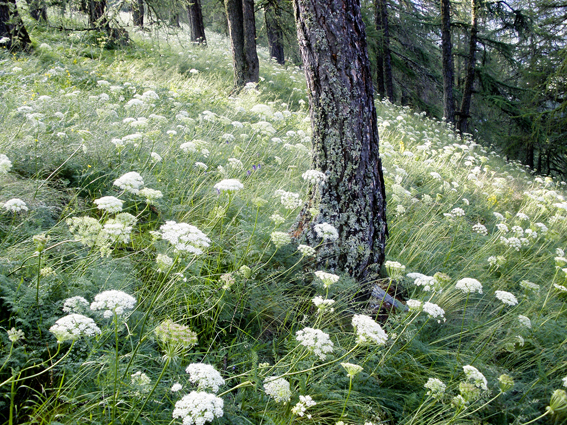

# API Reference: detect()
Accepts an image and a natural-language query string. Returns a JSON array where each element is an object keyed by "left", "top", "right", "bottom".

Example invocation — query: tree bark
[
  {"left": 379, "top": 0, "right": 394, "bottom": 101},
  {"left": 441, "top": 0, "right": 455, "bottom": 123},
  {"left": 225, "top": 0, "right": 259, "bottom": 88},
  {"left": 374, "top": 0, "right": 385, "bottom": 98},
  {"left": 132, "top": 0, "right": 144, "bottom": 28},
  {"left": 457, "top": 0, "right": 479, "bottom": 135},
  {"left": 0, "top": 0, "right": 32, "bottom": 51},
  {"left": 89, "top": 0, "right": 109, "bottom": 30},
  {"left": 188, "top": 0, "right": 206, "bottom": 44},
  {"left": 293, "top": 0, "right": 388, "bottom": 280},
  {"left": 265, "top": 0, "right": 284, "bottom": 64}
]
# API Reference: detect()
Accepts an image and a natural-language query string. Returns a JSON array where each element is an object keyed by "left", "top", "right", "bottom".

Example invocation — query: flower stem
[{"left": 340, "top": 376, "right": 353, "bottom": 420}]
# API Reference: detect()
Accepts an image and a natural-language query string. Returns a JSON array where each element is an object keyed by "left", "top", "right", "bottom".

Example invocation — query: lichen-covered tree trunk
[
  {"left": 441, "top": 0, "right": 455, "bottom": 123},
  {"left": 0, "top": 0, "right": 32, "bottom": 51},
  {"left": 225, "top": 0, "right": 259, "bottom": 88},
  {"left": 457, "top": 0, "right": 479, "bottom": 135},
  {"left": 188, "top": 0, "right": 206, "bottom": 44},
  {"left": 265, "top": 0, "right": 284, "bottom": 64},
  {"left": 293, "top": 0, "right": 388, "bottom": 280}
]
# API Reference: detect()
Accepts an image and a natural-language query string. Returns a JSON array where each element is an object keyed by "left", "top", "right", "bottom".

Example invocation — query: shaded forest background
[{"left": 2, "top": 0, "right": 567, "bottom": 177}]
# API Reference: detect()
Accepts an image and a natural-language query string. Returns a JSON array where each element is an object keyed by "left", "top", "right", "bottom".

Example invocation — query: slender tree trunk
[
  {"left": 441, "top": 0, "right": 455, "bottom": 123},
  {"left": 293, "top": 0, "right": 388, "bottom": 280},
  {"left": 188, "top": 0, "right": 206, "bottom": 44},
  {"left": 0, "top": 0, "right": 32, "bottom": 51},
  {"left": 225, "top": 0, "right": 259, "bottom": 88},
  {"left": 28, "top": 0, "right": 48, "bottom": 22},
  {"left": 89, "top": 0, "right": 109, "bottom": 30},
  {"left": 457, "top": 0, "right": 479, "bottom": 135},
  {"left": 132, "top": 0, "right": 144, "bottom": 27},
  {"left": 374, "top": 0, "right": 385, "bottom": 98},
  {"left": 265, "top": 0, "right": 284, "bottom": 64},
  {"left": 379, "top": 0, "right": 394, "bottom": 101}
]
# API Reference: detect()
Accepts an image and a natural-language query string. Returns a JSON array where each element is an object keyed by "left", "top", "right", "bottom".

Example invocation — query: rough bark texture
[
  {"left": 188, "top": 0, "right": 207, "bottom": 44},
  {"left": 265, "top": 0, "right": 284, "bottom": 64},
  {"left": 225, "top": 0, "right": 259, "bottom": 88},
  {"left": 0, "top": 0, "right": 32, "bottom": 51},
  {"left": 293, "top": 0, "right": 388, "bottom": 280},
  {"left": 132, "top": 0, "right": 144, "bottom": 28},
  {"left": 441, "top": 0, "right": 455, "bottom": 123},
  {"left": 457, "top": 0, "right": 479, "bottom": 135}
]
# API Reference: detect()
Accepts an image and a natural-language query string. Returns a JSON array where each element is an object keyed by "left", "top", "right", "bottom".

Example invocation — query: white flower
[
  {"left": 171, "top": 383, "right": 183, "bottom": 392},
  {"left": 227, "top": 158, "right": 243, "bottom": 169},
  {"left": 270, "top": 231, "right": 291, "bottom": 249},
  {"left": 516, "top": 212, "right": 529, "bottom": 221},
  {"left": 385, "top": 261, "right": 406, "bottom": 280},
  {"left": 295, "top": 327, "right": 334, "bottom": 360},
  {"left": 563, "top": 376, "right": 567, "bottom": 388},
  {"left": 195, "top": 162, "right": 208, "bottom": 170},
  {"left": 180, "top": 142, "right": 197, "bottom": 153},
  {"left": 423, "top": 302, "right": 445, "bottom": 321},
  {"left": 456, "top": 278, "right": 483, "bottom": 294},
  {"left": 156, "top": 254, "right": 173, "bottom": 272},
  {"left": 451, "top": 208, "right": 465, "bottom": 216},
  {"left": 274, "top": 190, "right": 302, "bottom": 209},
  {"left": 314, "top": 222, "right": 339, "bottom": 241},
  {"left": 264, "top": 376, "right": 292, "bottom": 403},
  {"left": 496, "top": 223, "right": 509, "bottom": 233},
  {"left": 407, "top": 272, "right": 435, "bottom": 290},
  {"left": 472, "top": 223, "right": 488, "bottom": 236},
  {"left": 7, "top": 328, "right": 25, "bottom": 343},
  {"left": 131, "top": 371, "right": 151, "bottom": 390},
  {"left": 495, "top": 290, "right": 518, "bottom": 306},
  {"left": 3, "top": 198, "right": 28, "bottom": 213},
  {"left": 407, "top": 299, "right": 422, "bottom": 311},
  {"left": 463, "top": 365, "right": 488, "bottom": 391},
  {"left": 0, "top": 154, "right": 12, "bottom": 174},
  {"left": 291, "top": 395, "right": 316, "bottom": 417},
  {"left": 151, "top": 152, "right": 162, "bottom": 162},
  {"left": 352, "top": 314, "right": 388, "bottom": 345},
  {"left": 214, "top": 179, "right": 243, "bottom": 193},
  {"left": 302, "top": 170, "right": 326, "bottom": 185},
  {"left": 49, "top": 314, "right": 101, "bottom": 343},
  {"left": 314, "top": 271, "right": 340, "bottom": 288},
  {"left": 138, "top": 188, "right": 163, "bottom": 205},
  {"left": 62, "top": 296, "right": 90, "bottom": 313},
  {"left": 67, "top": 216, "right": 102, "bottom": 247},
  {"left": 90, "top": 290, "right": 136, "bottom": 317},
  {"left": 297, "top": 244, "right": 316, "bottom": 257},
  {"left": 424, "top": 378, "right": 446, "bottom": 398},
  {"left": 520, "top": 280, "right": 540, "bottom": 291},
  {"left": 113, "top": 171, "right": 144, "bottom": 194},
  {"left": 341, "top": 362, "right": 363, "bottom": 378},
  {"left": 159, "top": 221, "right": 210, "bottom": 255},
  {"left": 185, "top": 363, "right": 225, "bottom": 393},
  {"left": 493, "top": 212, "right": 505, "bottom": 221},
  {"left": 518, "top": 315, "right": 531, "bottom": 328},
  {"left": 312, "top": 296, "right": 335, "bottom": 313},
  {"left": 172, "top": 391, "right": 224, "bottom": 425},
  {"left": 94, "top": 196, "right": 123, "bottom": 213}
]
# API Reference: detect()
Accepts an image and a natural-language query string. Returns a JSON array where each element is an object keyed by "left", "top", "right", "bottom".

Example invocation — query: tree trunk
[
  {"left": 89, "top": 0, "right": 109, "bottom": 30},
  {"left": 0, "top": 0, "right": 32, "bottom": 51},
  {"left": 293, "top": 0, "right": 388, "bottom": 280},
  {"left": 28, "top": 0, "right": 48, "bottom": 22},
  {"left": 265, "top": 0, "right": 284, "bottom": 64},
  {"left": 225, "top": 0, "right": 259, "bottom": 89},
  {"left": 188, "top": 0, "right": 206, "bottom": 44},
  {"left": 132, "top": 0, "right": 144, "bottom": 28},
  {"left": 457, "top": 0, "right": 479, "bottom": 135},
  {"left": 374, "top": 0, "right": 385, "bottom": 98},
  {"left": 379, "top": 0, "right": 394, "bottom": 101},
  {"left": 441, "top": 0, "right": 455, "bottom": 123}
]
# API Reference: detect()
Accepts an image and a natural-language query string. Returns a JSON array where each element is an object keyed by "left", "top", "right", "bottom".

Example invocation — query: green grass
[{"left": 0, "top": 14, "right": 566, "bottom": 425}]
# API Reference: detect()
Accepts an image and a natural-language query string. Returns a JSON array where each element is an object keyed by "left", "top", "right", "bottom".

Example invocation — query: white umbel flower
[
  {"left": 352, "top": 314, "right": 388, "bottom": 345},
  {"left": 518, "top": 315, "right": 531, "bottom": 328},
  {"left": 139, "top": 188, "right": 163, "bottom": 205},
  {"left": 291, "top": 395, "right": 316, "bottom": 417},
  {"left": 159, "top": 221, "right": 211, "bottom": 256},
  {"left": 302, "top": 170, "right": 326, "bottom": 185},
  {"left": 185, "top": 363, "right": 225, "bottom": 393},
  {"left": 274, "top": 190, "right": 302, "bottom": 209},
  {"left": 62, "top": 296, "right": 90, "bottom": 313},
  {"left": 495, "top": 290, "right": 518, "bottom": 306},
  {"left": 0, "top": 154, "right": 12, "bottom": 174},
  {"left": 295, "top": 327, "right": 334, "bottom": 360},
  {"left": 463, "top": 365, "right": 488, "bottom": 391},
  {"left": 94, "top": 196, "right": 123, "bottom": 213},
  {"left": 172, "top": 391, "right": 224, "bottom": 425},
  {"left": 270, "top": 231, "right": 291, "bottom": 248},
  {"left": 214, "top": 179, "right": 243, "bottom": 193},
  {"left": 49, "top": 314, "right": 101, "bottom": 343},
  {"left": 297, "top": 244, "right": 316, "bottom": 257},
  {"left": 314, "top": 271, "right": 340, "bottom": 288},
  {"left": 455, "top": 278, "right": 483, "bottom": 294},
  {"left": 424, "top": 378, "right": 446, "bottom": 398},
  {"left": 312, "top": 296, "right": 335, "bottom": 313},
  {"left": 3, "top": 198, "right": 28, "bottom": 213},
  {"left": 314, "top": 222, "right": 339, "bottom": 241},
  {"left": 90, "top": 290, "right": 136, "bottom": 318},
  {"left": 264, "top": 376, "right": 292, "bottom": 403},
  {"left": 113, "top": 171, "right": 144, "bottom": 194}
]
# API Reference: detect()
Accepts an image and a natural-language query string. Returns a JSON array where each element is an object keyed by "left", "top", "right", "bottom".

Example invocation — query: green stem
[
  {"left": 340, "top": 376, "right": 353, "bottom": 420},
  {"left": 36, "top": 251, "right": 42, "bottom": 305},
  {"left": 218, "top": 380, "right": 254, "bottom": 397},
  {"left": 129, "top": 358, "right": 171, "bottom": 424},
  {"left": 456, "top": 292, "right": 470, "bottom": 364},
  {"left": 112, "top": 314, "right": 120, "bottom": 424},
  {"left": 517, "top": 410, "right": 549, "bottom": 425}
]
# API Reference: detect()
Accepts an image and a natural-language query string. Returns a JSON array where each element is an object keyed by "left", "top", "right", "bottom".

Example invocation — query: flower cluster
[
  {"left": 472, "top": 223, "right": 488, "bottom": 235},
  {"left": 67, "top": 217, "right": 102, "bottom": 247},
  {"left": 159, "top": 221, "right": 211, "bottom": 255},
  {"left": 62, "top": 296, "right": 90, "bottom": 313},
  {"left": 352, "top": 314, "right": 388, "bottom": 345},
  {"left": 90, "top": 290, "right": 136, "bottom": 318},
  {"left": 314, "top": 223, "right": 339, "bottom": 241},
  {"left": 274, "top": 190, "right": 302, "bottom": 209},
  {"left": 422, "top": 302, "right": 446, "bottom": 321},
  {"left": 139, "top": 187, "right": 163, "bottom": 205},
  {"left": 214, "top": 179, "right": 243, "bottom": 193},
  {"left": 518, "top": 315, "right": 531, "bottom": 328},
  {"left": 341, "top": 362, "right": 363, "bottom": 378},
  {"left": 297, "top": 244, "right": 316, "bottom": 257},
  {"left": 155, "top": 319, "right": 198, "bottom": 348},
  {"left": 131, "top": 371, "right": 151, "bottom": 392},
  {"left": 302, "top": 170, "right": 326, "bottom": 185},
  {"left": 495, "top": 290, "right": 518, "bottom": 306},
  {"left": 49, "top": 314, "right": 101, "bottom": 343},
  {"left": 455, "top": 278, "right": 483, "bottom": 294},
  {"left": 463, "top": 365, "right": 488, "bottom": 391},
  {"left": 3, "top": 198, "right": 28, "bottom": 213},
  {"left": 312, "top": 296, "right": 335, "bottom": 313},
  {"left": 172, "top": 391, "right": 224, "bottom": 425},
  {"left": 94, "top": 196, "right": 123, "bottom": 213},
  {"left": 0, "top": 154, "right": 12, "bottom": 174},
  {"left": 291, "top": 395, "right": 316, "bottom": 417},
  {"left": 295, "top": 327, "right": 334, "bottom": 360},
  {"left": 270, "top": 231, "right": 291, "bottom": 249},
  {"left": 185, "top": 363, "right": 225, "bottom": 393},
  {"left": 385, "top": 260, "right": 406, "bottom": 280},
  {"left": 113, "top": 171, "right": 144, "bottom": 194},
  {"left": 424, "top": 377, "right": 446, "bottom": 398},
  {"left": 264, "top": 376, "right": 292, "bottom": 403},
  {"left": 314, "top": 271, "right": 339, "bottom": 288}
]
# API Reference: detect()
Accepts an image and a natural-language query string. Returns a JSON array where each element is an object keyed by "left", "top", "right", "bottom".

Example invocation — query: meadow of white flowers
[{"left": 0, "top": 15, "right": 566, "bottom": 425}]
